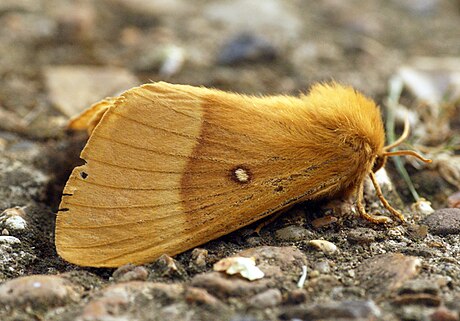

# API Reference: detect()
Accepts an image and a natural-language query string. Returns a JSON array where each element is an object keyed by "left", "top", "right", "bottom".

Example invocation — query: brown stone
[
  {"left": 430, "top": 306, "right": 459, "bottom": 321},
  {"left": 185, "top": 287, "right": 222, "bottom": 307},
  {"left": 424, "top": 208, "right": 460, "bottom": 235},
  {"left": 248, "top": 288, "right": 282, "bottom": 308},
  {"left": 356, "top": 253, "right": 422, "bottom": 295},
  {"left": 80, "top": 282, "right": 184, "bottom": 320},
  {"left": 279, "top": 300, "right": 381, "bottom": 320},
  {"left": 44, "top": 65, "right": 138, "bottom": 117},
  {"left": 112, "top": 264, "right": 149, "bottom": 282},
  {"left": 0, "top": 275, "right": 81, "bottom": 309},
  {"left": 191, "top": 272, "right": 271, "bottom": 299}
]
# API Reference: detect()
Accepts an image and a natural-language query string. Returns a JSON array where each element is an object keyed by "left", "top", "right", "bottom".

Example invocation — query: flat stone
[
  {"left": 191, "top": 272, "right": 270, "bottom": 299},
  {"left": 424, "top": 208, "right": 460, "bottom": 235},
  {"left": 0, "top": 275, "right": 81, "bottom": 309},
  {"left": 280, "top": 300, "right": 381, "bottom": 320},
  {"left": 44, "top": 65, "right": 138, "bottom": 117},
  {"left": 357, "top": 253, "right": 422, "bottom": 295},
  {"left": 80, "top": 282, "right": 184, "bottom": 320}
]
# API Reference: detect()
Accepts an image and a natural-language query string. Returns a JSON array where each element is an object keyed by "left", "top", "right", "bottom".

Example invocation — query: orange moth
[{"left": 55, "top": 82, "right": 431, "bottom": 267}]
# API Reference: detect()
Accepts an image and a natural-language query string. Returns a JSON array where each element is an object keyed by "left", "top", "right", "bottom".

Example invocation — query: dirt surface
[{"left": 1, "top": 0, "right": 460, "bottom": 320}]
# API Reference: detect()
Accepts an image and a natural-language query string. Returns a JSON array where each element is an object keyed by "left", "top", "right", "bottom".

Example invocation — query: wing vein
[
  {"left": 73, "top": 176, "right": 225, "bottom": 191},
  {"left": 110, "top": 112, "right": 262, "bottom": 158},
  {"left": 94, "top": 135, "right": 235, "bottom": 164},
  {"left": 84, "top": 158, "right": 219, "bottom": 174}
]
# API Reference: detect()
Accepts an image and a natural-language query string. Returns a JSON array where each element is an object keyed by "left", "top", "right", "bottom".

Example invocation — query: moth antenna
[
  {"left": 384, "top": 116, "right": 410, "bottom": 151},
  {"left": 369, "top": 172, "right": 405, "bottom": 222},
  {"left": 383, "top": 150, "right": 432, "bottom": 163},
  {"left": 355, "top": 182, "right": 392, "bottom": 224}
]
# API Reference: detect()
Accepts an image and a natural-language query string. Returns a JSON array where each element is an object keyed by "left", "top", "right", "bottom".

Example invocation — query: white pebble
[
  {"left": 0, "top": 235, "right": 21, "bottom": 244},
  {"left": 308, "top": 240, "right": 338, "bottom": 254},
  {"left": 5, "top": 215, "right": 27, "bottom": 230}
]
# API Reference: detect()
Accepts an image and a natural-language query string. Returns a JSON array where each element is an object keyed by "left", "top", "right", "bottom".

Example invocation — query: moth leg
[
  {"left": 369, "top": 172, "right": 406, "bottom": 222},
  {"left": 356, "top": 182, "right": 392, "bottom": 224}
]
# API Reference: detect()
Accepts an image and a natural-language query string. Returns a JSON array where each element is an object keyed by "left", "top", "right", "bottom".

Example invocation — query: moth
[{"left": 56, "top": 82, "right": 431, "bottom": 267}]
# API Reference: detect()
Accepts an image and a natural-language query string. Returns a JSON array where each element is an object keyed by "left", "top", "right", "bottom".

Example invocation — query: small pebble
[
  {"left": 309, "top": 270, "right": 320, "bottom": 278},
  {"left": 284, "top": 289, "right": 308, "bottom": 304},
  {"left": 0, "top": 235, "right": 21, "bottom": 244},
  {"left": 423, "top": 208, "right": 460, "bottom": 235},
  {"left": 0, "top": 207, "right": 27, "bottom": 230},
  {"left": 152, "top": 254, "right": 187, "bottom": 279},
  {"left": 213, "top": 256, "right": 264, "bottom": 281},
  {"left": 311, "top": 215, "right": 338, "bottom": 229},
  {"left": 191, "top": 248, "right": 209, "bottom": 268},
  {"left": 313, "top": 261, "right": 331, "bottom": 274},
  {"left": 307, "top": 240, "right": 338, "bottom": 254},
  {"left": 447, "top": 191, "right": 460, "bottom": 208},
  {"left": 248, "top": 288, "right": 282, "bottom": 308},
  {"left": 275, "top": 225, "right": 312, "bottom": 242},
  {"left": 411, "top": 198, "right": 435, "bottom": 217},
  {"left": 4, "top": 215, "right": 27, "bottom": 230},
  {"left": 112, "top": 264, "right": 149, "bottom": 282},
  {"left": 406, "top": 223, "right": 429, "bottom": 240},
  {"left": 430, "top": 306, "right": 459, "bottom": 321}
]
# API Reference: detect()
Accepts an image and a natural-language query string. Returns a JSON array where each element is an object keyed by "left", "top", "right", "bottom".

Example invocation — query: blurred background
[{"left": 1, "top": 0, "right": 459, "bottom": 135}]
